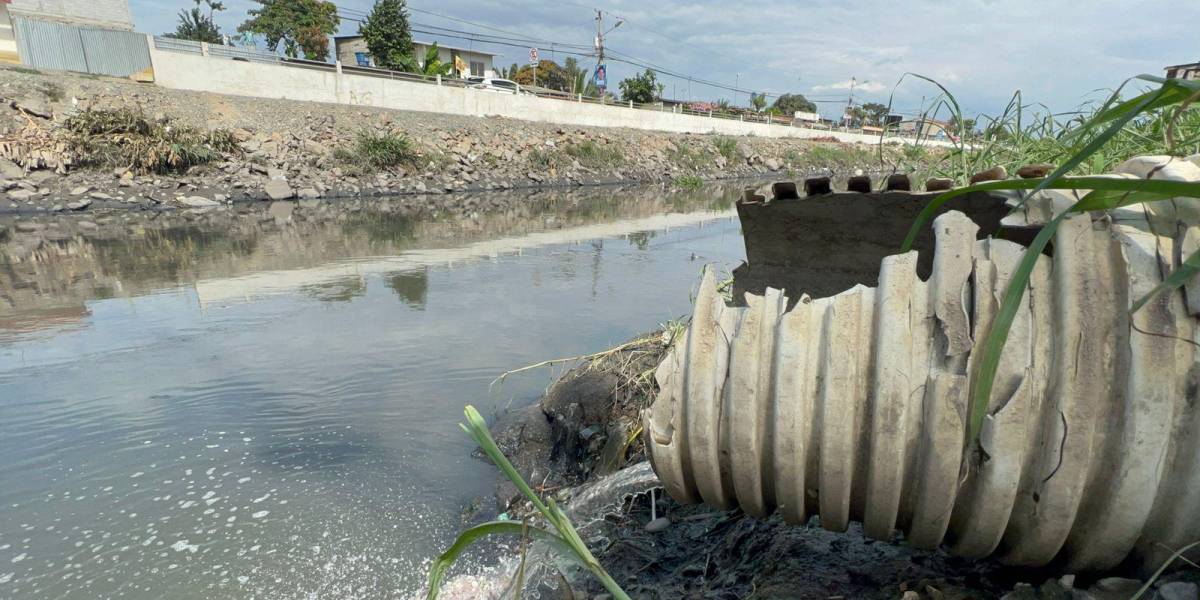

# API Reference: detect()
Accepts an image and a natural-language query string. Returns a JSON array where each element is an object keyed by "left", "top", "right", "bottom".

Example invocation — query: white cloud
[{"left": 812, "top": 79, "right": 888, "bottom": 93}]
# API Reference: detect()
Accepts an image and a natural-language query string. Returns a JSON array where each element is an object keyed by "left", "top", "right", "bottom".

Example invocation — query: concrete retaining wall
[{"left": 147, "top": 40, "right": 935, "bottom": 145}]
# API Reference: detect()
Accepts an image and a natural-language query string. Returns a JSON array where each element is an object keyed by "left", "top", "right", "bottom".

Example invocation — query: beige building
[
  {"left": 334, "top": 35, "right": 497, "bottom": 78},
  {"left": 1165, "top": 61, "right": 1200, "bottom": 81}
]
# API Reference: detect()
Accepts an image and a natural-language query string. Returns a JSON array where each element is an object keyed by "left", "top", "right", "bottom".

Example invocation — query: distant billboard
[{"left": 793, "top": 111, "right": 819, "bottom": 122}]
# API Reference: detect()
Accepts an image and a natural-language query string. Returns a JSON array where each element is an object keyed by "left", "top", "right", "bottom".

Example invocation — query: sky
[{"left": 131, "top": 0, "right": 1199, "bottom": 121}]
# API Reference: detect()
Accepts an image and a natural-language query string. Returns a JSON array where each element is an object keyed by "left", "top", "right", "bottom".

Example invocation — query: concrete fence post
[
  {"left": 768, "top": 115, "right": 772, "bottom": 125},
  {"left": 335, "top": 60, "right": 342, "bottom": 74},
  {"left": 629, "top": 100, "right": 634, "bottom": 109},
  {"left": 709, "top": 110, "right": 713, "bottom": 118},
  {"left": 578, "top": 93, "right": 582, "bottom": 102},
  {"left": 200, "top": 42, "right": 210, "bottom": 57},
  {"left": 436, "top": 74, "right": 441, "bottom": 86}
]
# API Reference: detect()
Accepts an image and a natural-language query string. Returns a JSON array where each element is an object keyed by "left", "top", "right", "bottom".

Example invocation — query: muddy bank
[{"left": 0, "top": 66, "right": 926, "bottom": 214}]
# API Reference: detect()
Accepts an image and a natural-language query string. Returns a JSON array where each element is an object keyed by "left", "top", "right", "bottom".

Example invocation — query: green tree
[
  {"left": 948, "top": 114, "right": 977, "bottom": 137},
  {"left": 563, "top": 57, "right": 586, "bottom": 95},
  {"left": 238, "top": 0, "right": 339, "bottom": 61},
  {"left": 771, "top": 93, "right": 815, "bottom": 115},
  {"left": 618, "top": 69, "right": 662, "bottom": 104},
  {"left": 358, "top": 0, "right": 413, "bottom": 71},
  {"left": 512, "top": 60, "right": 571, "bottom": 91},
  {"left": 750, "top": 92, "right": 767, "bottom": 112},
  {"left": 860, "top": 102, "right": 890, "bottom": 126},
  {"left": 167, "top": 0, "right": 226, "bottom": 44}
]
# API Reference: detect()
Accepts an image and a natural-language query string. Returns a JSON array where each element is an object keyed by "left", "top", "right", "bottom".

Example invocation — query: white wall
[{"left": 149, "top": 41, "right": 942, "bottom": 146}]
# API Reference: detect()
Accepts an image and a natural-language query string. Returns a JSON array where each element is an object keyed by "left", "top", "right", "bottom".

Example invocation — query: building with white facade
[{"left": 334, "top": 35, "right": 497, "bottom": 78}]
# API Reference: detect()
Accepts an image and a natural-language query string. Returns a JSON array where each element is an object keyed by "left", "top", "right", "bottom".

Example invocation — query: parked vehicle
[{"left": 465, "top": 77, "right": 522, "bottom": 95}]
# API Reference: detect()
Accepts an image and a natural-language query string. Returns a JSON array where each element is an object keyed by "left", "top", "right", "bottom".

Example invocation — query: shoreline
[{"left": 1, "top": 65, "right": 926, "bottom": 217}]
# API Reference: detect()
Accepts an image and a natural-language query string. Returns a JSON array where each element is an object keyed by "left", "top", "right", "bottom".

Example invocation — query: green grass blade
[
  {"left": 958, "top": 84, "right": 1171, "bottom": 450},
  {"left": 454, "top": 406, "right": 633, "bottom": 600},
  {"left": 899, "top": 178, "right": 1200, "bottom": 252},
  {"left": 902, "top": 83, "right": 1169, "bottom": 255},
  {"left": 461, "top": 406, "right": 551, "bottom": 516},
  {"left": 966, "top": 210, "right": 1069, "bottom": 450},
  {"left": 1131, "top": 246, "right": 1200, "bottom": 314},
  {"left": 426, "top": 521, "right": 573, "bottom": 600},
  {"left": 1131, "top": 541, "right": 1200, "bottom": 600}
]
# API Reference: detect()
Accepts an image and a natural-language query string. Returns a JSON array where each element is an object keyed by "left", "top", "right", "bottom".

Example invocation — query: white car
[{"left": 465, "top": 77, "right": 522, "bottom": 95}]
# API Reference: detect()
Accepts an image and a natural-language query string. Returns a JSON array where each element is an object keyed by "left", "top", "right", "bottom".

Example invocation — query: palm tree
[{"left": 398, "top": 43, "right": 451, "bottom": 77}]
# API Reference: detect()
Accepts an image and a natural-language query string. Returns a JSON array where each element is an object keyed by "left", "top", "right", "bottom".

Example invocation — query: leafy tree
[
  {"left": 167, "top": 0, "right": 226, "bottom": 44},
  {"left": 948, "top": 114, "right": 977, "bottom": 137},
  {"left": 860, "top": 102, "right": 890, "bottom": 126},
  {"left": 765, "top": 106, "right": 783, "bottom": 117},
  {"left": 499, "top": 63, "right": 520, "bottom": 79},
  {"left": 359, "top": 0, "right": 413, "bottom": 71},
  {"left": 238, "top": 0, "right": 339, "bottom": 61},
  {"left": 618, "top": 69, "right": 663, "bottom": 104},
  {"left": 511, "top": 60, "right": 571, "bottom": 91},
  {"left": 750, "top": 92, "right": 767, "bottom": 112},
  {"left": 715, "top": 98, "right": 731, "bottom": 111},
  {"left": 563, "top": 57, "right": 586, "bottom": 95},
  {"left": 771, "top": 93, "right": 815, "bottom": 115}
]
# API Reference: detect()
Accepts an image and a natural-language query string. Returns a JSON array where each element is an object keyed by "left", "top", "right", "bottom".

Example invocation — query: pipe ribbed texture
[{"left": 644, "top": 209, "right": 1200, "bottom": 572}]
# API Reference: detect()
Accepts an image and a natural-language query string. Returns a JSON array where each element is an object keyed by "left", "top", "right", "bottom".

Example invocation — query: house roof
[
  {"left": 333, "top": 35, "right": 500, "bottom": 57},
  {"left": 1165, "top": 61, "right": 1200, "bottom": 69}
]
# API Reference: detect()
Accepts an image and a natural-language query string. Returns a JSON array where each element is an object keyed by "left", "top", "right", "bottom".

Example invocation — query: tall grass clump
[
  {"left": 426, "top": 406, "right": 630, "bottom": 600},
  {"left": 672, "top": 174, "right": 703, "bottom": 189},
  {"left": 335, "top": 130, "right": 416, "bottom": 174},
  {"left": 64, "top": 108, "right": 238, "bottom": 174},
  {"left": 565, "top": 140, "right": 624, "bottom": 168},
  {"left": 712, "top": 135, "right": 740, "bottom": 162},
  {"left": 894, "top": 73, "right": 1200, "bottom": 456}
]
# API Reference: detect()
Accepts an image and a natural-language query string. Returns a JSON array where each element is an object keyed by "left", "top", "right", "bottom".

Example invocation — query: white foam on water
[{"left": 251, "top": 511, "right": 269, "bottom": 519}]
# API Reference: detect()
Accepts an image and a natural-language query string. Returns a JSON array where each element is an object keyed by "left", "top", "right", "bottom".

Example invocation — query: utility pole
[
  {"left": 735, "top": 72, "right": 740, "bottom": 106},
  {"left": 593, "top": 9, "right": 622, "bottom": 98},
  {"left": 844, "top": 76, "right": 857, "bottom": 129}
]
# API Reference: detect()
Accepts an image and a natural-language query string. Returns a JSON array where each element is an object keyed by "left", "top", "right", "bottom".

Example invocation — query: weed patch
[
  {"left": 334, "top": 130, "right": 416, "bottom": 174},
  {"left": 712, "top": 135, "right": 740, "bottom": 162},
  {"left": 565, "top": 140, "right": 624, "bottom": 168},
  {"left": 672, "top": 175, "right": 703, "bottom": 189},
  {"left": 64, "top": 108, "right": 238, "bottom": 174}
]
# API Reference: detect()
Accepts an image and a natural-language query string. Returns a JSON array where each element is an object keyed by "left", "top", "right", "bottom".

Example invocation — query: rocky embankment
[{"left": 0, "top": 66, "right": 905, "bottom": 214}]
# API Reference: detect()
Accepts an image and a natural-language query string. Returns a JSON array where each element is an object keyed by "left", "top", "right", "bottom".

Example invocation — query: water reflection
[
  {"left": 0, "top": 183, "right": 749, "bottom": 599},
  {"left": 387, "top": 269, "right": 428, "bottom": 310},
  {"left": 0, "top": 184, "right": 737, "bottom": 340}
]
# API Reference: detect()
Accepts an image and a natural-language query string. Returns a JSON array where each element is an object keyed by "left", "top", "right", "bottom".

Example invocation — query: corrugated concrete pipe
[{"left": 644, "top": 207, "right": 1200, "bottom": 572}]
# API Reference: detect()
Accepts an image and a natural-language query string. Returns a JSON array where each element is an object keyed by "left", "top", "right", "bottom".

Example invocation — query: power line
[{"left": 331, "top": 2, "right": 840, "bottom": 103}]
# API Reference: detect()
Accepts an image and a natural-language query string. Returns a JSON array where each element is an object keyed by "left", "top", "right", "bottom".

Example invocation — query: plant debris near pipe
[
  {"left": 63, "top": 108, "right": 239, "bottom": 174},
  {"left": 426, "top": 406, "right": 631, "bottom": 600}
]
